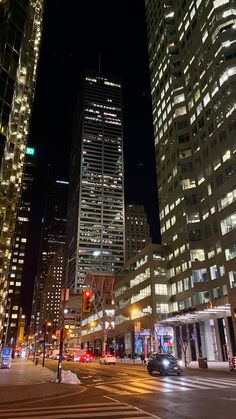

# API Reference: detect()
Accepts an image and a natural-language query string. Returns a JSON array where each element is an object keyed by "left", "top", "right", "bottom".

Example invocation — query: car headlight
[
  {"left": 162, "top": 360, "right": 170, "bottom": 366},
  {"left": 178, "top": 360, "right": 183, "bottom": 367}
]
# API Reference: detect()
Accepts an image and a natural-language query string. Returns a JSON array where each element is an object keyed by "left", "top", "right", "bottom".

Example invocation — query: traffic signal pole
[{"left": 57, "top": 256, "right": 76, "bottom": 383}]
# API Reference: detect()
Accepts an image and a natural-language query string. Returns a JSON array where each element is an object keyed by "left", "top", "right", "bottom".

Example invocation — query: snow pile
[{"left": 51, "top": 370, "right": 81, "bottom": 384}]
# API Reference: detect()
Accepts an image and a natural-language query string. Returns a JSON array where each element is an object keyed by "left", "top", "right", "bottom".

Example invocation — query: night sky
[{"left": 22, "top": 0, "right": 160, "bottom": 316}]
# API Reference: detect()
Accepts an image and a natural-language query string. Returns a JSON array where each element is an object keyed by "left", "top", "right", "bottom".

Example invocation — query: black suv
[{"left": 147, "top": 353, "right": 183, "bottom": 376}]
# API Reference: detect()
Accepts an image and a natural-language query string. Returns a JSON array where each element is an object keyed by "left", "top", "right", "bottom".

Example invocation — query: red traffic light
[
  {"left": 84, "top": 289, "right": 92, "bottom": 298},
  {"left": 83, "top": 289, "right": 92, "bottom": 312}
]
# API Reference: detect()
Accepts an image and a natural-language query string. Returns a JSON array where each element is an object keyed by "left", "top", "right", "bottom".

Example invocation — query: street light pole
[
  {"left": 57, "top": 255, "right": 76, "bottom": 382},
  {"left": 42, "top": 322, "right": 51, "bottom": 367}
]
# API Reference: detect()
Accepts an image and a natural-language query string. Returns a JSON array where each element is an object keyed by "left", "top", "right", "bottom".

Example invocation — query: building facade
[
  {"left": 67, "top": 72, "right": 125, "bottom": 293},
  {"left": 146, "top": 0, "right": 236, "bottom": 359},
  {"left": 0, "top": 0, "right": 44, "bottom": 343},
  {"left": 31, "top": 179, "right": 68, "bottom": 332},
  {"left": 2, "top": 146, "right": 35, "bottom": 348},
  {"left": 115, "top": 244, "right": 169, "bottom": 358},
  {"left": 125, "top": 204, "right": 151, "bottom": 261}
]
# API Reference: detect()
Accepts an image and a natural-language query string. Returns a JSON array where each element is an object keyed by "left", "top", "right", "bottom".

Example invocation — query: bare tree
[{"left": 175, "top": 322, "right": 190, "bottom": 367}]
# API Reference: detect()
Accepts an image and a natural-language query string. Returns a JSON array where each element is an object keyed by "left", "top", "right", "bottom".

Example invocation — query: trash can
[{"left": 198, "top": 357, "right": 208, "bottom": 368}]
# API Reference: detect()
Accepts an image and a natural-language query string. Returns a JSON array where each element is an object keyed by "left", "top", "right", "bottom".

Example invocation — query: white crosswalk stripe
[
  {"left": 0, "top": 401, "right": 158, "bottom": 419},
  {"left": 95, "top": 376, "right": 236, "bottom": 395}
]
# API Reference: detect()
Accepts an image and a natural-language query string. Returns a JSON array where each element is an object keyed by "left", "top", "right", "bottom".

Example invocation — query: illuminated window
[{"left": 155, "top": 284, "right": 168, "bottom": 295}]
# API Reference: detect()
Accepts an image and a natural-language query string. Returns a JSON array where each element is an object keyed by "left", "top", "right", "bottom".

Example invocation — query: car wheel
[
  {"left": 148, "top": 368, "right": 153, "bottom": 375},
  {"left": 113, "top": 362, "right": 115, "bottom": 365},
  {"left": 177, "top": 372, "right": 182, "bottom": 376}
]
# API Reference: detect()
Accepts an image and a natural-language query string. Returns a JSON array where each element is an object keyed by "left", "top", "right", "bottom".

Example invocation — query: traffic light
[{"left": 83, "top": 289, "right": 92, "bottom": 312}]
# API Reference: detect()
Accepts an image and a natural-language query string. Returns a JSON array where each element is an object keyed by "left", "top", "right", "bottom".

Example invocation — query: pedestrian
[{"left": 140, "top": 352, "right": 145, "bottom": 364}]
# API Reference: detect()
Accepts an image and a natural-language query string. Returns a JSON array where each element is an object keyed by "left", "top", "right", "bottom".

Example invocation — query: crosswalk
[
  {"left": 0, "top": 401, "right": 159, "bottom": 419},
  {"left": 95, "top": 376, "right": 236, "bottom": 395}
]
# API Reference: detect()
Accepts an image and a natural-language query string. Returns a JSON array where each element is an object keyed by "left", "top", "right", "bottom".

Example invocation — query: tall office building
[
  {"left": 2, "top": 146, "right": 35, "bottom": 348},
  {"left": 0, "top": 0, "right": 44, "bottom": 340},
  {"left": 125, "top": 204, "right": 151, "bottom": 261},
  {"left": 31, "top": 179, "right": 68, "bottom": 331},
  {"left": 146, "top": 0, "right": 236, "bottom": 359},
  {"left": 67, "top": 72, "right": 125, "bottom": 293},
  {"left": 40, "top": 250, "right": 64, "bottom": 327}
]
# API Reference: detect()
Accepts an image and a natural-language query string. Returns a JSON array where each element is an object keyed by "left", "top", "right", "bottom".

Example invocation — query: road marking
[
  {"left": 95, "top": 375, "right": 236, "bottom": 395},
  {"left": 112, "top": 383, "right": 151, "bottom": 393},
  {"left": 95, "top": 384, "right": 130, "bottom": 395},
  {"left": 191, "top": 377, "right": 236, "bottom": 386},
  {"left": 104, "top": 396, "right": 162, "bottom": 419},
  {"left": 130, "top": 381, "right": 172, "bottom": 392},
  {"left": 180, "top": 377, "right": 236, "bottom": 388},
  {"left": 0, "top": 401, "right": 157, "bottom": 419}
]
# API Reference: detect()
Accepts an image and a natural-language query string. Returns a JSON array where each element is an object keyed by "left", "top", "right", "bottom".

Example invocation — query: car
[
  {"left": 100, "top": 354, "right": 116, "bottom": 365},
  {"left": 147, "top": 353, "right": 183, "bottom": 376},
  {"left": 81, "top": 353, "right": 94, "bottom": 363}
]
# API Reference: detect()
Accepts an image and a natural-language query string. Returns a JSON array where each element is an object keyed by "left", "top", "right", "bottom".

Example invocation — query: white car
[{"left": 100, "top": 354, "right": 116, "bottom": 365}]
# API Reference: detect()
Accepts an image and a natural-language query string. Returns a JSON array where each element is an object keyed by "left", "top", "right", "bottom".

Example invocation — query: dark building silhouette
[
  {"left": 125, "top": 204, "right": 151, "bottom": 261},
  {"left": 31, "top": 179, "right": 68, "bottom": 332}
]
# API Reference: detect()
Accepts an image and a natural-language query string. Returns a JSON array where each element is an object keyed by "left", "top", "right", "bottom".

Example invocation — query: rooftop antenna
[{"left": 98, "top": 52, "right": 101, "bottom": 74}]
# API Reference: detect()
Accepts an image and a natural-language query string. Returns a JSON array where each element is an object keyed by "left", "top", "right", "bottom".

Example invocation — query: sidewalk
[
  {"left": 116, "top": 357, "right": 229, "bottom": 371},
  {"left": 0, "top": 358, "right": 85, "bottom": 404},
  {"left": 188, "top": 360, "right": 229, "bottom": 371}
]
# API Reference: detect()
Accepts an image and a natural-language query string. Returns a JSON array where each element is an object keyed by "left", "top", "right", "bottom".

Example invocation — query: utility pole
[
  {"left": 42, "top": 322, "right": 51, "bottom": 367},
  {"left": 57, "top": 256, "right": 76, "bottom": 382}
]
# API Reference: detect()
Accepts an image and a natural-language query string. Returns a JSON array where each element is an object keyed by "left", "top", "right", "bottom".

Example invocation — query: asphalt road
[{"left": 39, "top": 359, "right": 236, "bottom": 418}]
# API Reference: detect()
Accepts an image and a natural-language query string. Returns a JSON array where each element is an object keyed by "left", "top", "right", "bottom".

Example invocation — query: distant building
[
  {"left": 2, "top": 147, "right": 35, "bottom": 348},
  {"left": 66, "top": 72, "right": 125, "bottom": 293},
  {"left": 0, "top": 0, "right": 44, "bottom": 342},
  {"left": 125, "top": 204, "right": 151, "bottom": 261},
  {"left": 63, "top": 293, "right": 82, "bottom": 348},
  {"left": 31, "top": 180, "right": 68, "bottom": 332},
  {"left": 40, "top": 250, "right": 64, "bottom": 327}
]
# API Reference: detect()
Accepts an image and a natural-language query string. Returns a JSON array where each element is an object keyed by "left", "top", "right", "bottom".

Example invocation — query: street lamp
[
  {"left": 42, "top": 322, "right": 52, "bottom": 367},
  {"left": 57, "top": 255, "right": 76, "bottom": 383}
]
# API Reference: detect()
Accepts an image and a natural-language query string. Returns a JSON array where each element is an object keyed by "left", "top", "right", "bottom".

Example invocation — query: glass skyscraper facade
[
  {"left": 67, "top": 72, "right": 125, "bottom": 293},
  {"left": 3, "top": 146, "right": 35, "bottom": 348},
  {"left": 146, "top": 0, "right": 236, "bottom": 359},
  {"left": 0, "top": 0, "right": 44, "bottom": 340}
]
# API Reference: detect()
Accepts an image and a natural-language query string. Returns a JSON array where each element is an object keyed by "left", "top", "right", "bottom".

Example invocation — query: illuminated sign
[{"left": 26, "top": 147, "right": 35, "bottom": 156}]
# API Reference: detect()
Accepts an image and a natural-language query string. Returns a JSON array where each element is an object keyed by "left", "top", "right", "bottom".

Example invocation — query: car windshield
[{"left": 158, "top": 354, "right": 176, "bottom": 361}]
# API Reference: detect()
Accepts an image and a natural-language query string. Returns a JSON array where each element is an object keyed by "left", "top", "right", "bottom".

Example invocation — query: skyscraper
[
  {"left": 146, "top": 0, "right": 236, "bottom": 358},
  {"left": 40, "top": 250, "right": 64, "bottom": 327},
  {"left": 125, "top": 204, "right": 151, "bottom": 261},
  {"left": 31, "top": 179, "right": 68, "bottom": 332},
  {"left": 2, "top": 146, "right": 35, "bottom": 348},
  {"left": 67, "top": 72, "right": 125, "bottom": 293},
  {"left": 0, "top": 0, "right": 44, "bottom": 340}
]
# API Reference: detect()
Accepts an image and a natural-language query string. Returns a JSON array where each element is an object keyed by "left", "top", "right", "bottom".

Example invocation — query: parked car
[
  {"left": 81, "top": 352, "right": 94, "bottom": 363},
  {"left": 100, "top": 354, "right": 116, "bottom": 365},
  {"left": 147, "top": 353, "right": 183, "bottom": 376}
]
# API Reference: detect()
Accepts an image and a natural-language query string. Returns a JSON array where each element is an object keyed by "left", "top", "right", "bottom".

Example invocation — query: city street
[{"left": 1, "top": 359, "right": 236, "bottom": 418}]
